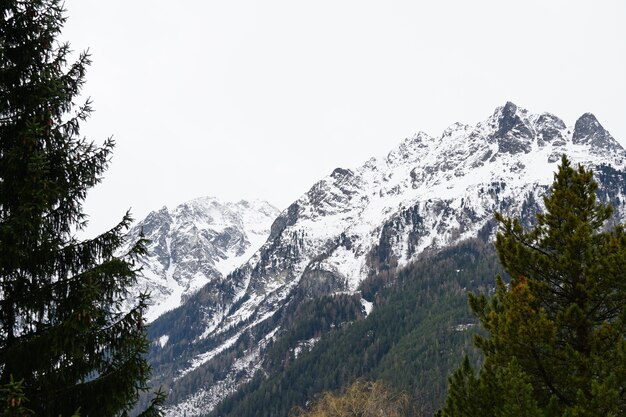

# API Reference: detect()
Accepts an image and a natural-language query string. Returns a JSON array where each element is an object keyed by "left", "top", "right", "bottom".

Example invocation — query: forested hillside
[{"left": 211, "top": 236, "right": 505, "bottom": 417}]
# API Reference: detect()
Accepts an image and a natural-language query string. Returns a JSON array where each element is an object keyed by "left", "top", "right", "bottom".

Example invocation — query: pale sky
[{"left": 61, "top": 0, "right": 626, "bottom": 237}]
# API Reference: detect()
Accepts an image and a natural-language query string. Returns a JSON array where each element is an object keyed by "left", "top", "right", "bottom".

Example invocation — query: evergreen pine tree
[
  {"left": 0, "top": 1, "right": 163, "bottom": 415},
  {"left": 439, "top": 156, "right": 626, "bottom": 417}
]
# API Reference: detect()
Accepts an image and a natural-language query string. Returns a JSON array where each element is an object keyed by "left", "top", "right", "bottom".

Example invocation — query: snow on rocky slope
[
  {"left": 148, "top": 102, "right": 626, "bottom": 416},
  {"left": 123, "top": 198, "right": 280, "bottom": 321}
]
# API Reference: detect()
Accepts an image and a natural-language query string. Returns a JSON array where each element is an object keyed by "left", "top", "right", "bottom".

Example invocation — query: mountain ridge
[
  {"left": 123, "top": 197, "right": 280, "bottom": 321},
  {"left": 143, "top": 103, "right": 626, "bottom": 416}
]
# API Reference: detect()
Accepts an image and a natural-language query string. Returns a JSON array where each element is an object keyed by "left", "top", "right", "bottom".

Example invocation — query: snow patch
[
  {"left": 293, "top": 337, "right": 320, "bottom": 358},
  {"left": 176, "top": 334, "right": 239, "bottom": 380},
  {"left": 158, "top": 335, "right": 169, "bottom": 348},
  {"left": 454, "top": 323, "right": 475, "bottom": 332},
  {"left": 360, "top": 298, "right": 373, "bottom": 316}
]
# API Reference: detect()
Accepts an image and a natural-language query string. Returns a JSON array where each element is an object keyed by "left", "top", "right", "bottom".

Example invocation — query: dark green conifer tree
[
  {"left": 439, "top": 156, "right": 626, "bottom": 417},
  {"left": 0, "top": 1, "right": 163, "bottom": 415}
]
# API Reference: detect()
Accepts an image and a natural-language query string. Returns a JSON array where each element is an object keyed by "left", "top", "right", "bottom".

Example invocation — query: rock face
[
  {"left": 573, "top": 112, "right": 622, "bottom": 153},
  {"left": 493, "top": 101, "right": 535, "bottom": 154},
  {"left": 123, "top": 197, "right": 280, "bottom": 321},
  {"left": 146, "top": 103, "right": 626, "bottom": 416}
]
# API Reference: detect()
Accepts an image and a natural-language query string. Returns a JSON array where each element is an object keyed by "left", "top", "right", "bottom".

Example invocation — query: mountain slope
[
  {"left": 148, "top": 103, "right": 626, "bottom": 416},
  {"left": 212, "top": 238, "right": 503, "bottom": 417},
  {"left": 124, "top": 198, "right": 279, "bottom": 321}
]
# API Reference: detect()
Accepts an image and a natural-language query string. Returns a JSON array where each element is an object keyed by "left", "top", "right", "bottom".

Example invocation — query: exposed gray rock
[
  {"left": 123, "top": 197, "right": 280, "bottom": 321},
  {"left": 535, "top": 113, "right": 566, "bottom": 146},
  {"left": 573, "top": 113, "right": 623, "bottom": 153},
  {"left": 492, "top": 102, "right": 535, "bottom": 154}
]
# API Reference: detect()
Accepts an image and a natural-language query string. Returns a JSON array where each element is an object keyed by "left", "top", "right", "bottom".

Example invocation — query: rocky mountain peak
[
  {"left": 534, "top": 113, "right": 567, "bottom": 146},
  {"left": 490, "top": 101, "right": 535, "bottom": 154},
  {"left": 573, "top": 113, "right": 622, "bottom": 153},
  {"left": 386, "top": 131, "right": 432, "bottom": 164},
  {"left": 574, "top": 113, "right": 602, "bottom": 137},
  {"left": 498, "top": 101, "right": 520, "bottom": 129},
  {"left": 123, "top": 197, "right": 280, "bottom": 321},
  {"left": 139, "top": 206, "right": 172, "bottom": 236},
  {"left": 331, "top": 167, "right": 354, "bottom": 179}
]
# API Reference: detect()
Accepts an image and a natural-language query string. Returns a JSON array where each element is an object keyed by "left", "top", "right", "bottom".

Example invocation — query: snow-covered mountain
[
  {"left": 124, "top": 198, "right": 280, "bottom": 321},
  {"left": 148, "top": 103, "right": 626, "bottom": 416}
]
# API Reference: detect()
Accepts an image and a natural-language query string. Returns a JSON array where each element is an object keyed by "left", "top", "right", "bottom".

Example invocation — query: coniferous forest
[{"left": 211, "top": 237, "right": 502, "bottom": 417}]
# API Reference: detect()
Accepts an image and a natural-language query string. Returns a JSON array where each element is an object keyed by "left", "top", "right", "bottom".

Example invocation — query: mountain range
[{"left": 132, "top": 102, "right": 626, "bottom": 416}]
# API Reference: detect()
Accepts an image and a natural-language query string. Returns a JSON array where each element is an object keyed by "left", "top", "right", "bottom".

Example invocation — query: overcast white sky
[{"left": 62, "top": 0, "right": 626, "bottom": 237}]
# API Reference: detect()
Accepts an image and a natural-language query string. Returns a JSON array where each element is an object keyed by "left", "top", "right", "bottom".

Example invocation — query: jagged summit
[
  {"left": 430, "top": 101, "right": 624, "bottom": 158},
  {"left": 367, "top": 103, "right": 623, "bottom": 177},
  {"left": 123, "top": 197, "right": 280, "bottom": 321},
  {"left": 492, "top": 101, "right": 535, "bottom": 153},
  {"left": 573, "top": 112, "right": 622, "bottom": 153},
  {"left": 534, "top": 112, "right": 567, "bottom": 145},
  {"left": 574, "top": 112, "right": 604, "bottom": 140}
]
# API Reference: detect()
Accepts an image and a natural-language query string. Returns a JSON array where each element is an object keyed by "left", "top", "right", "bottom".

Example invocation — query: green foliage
[
  {"left": 437, "top": 357, "right": 542, "bottom": 417},
  {"left": 0, "top": 376, "right": 34, "bottom": 417},
  {"left": 439, "top": 156, "right": 626, "bottom": 417},
  {"left": 0, "top": 1, "right": 162, "bottom": 415}
]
